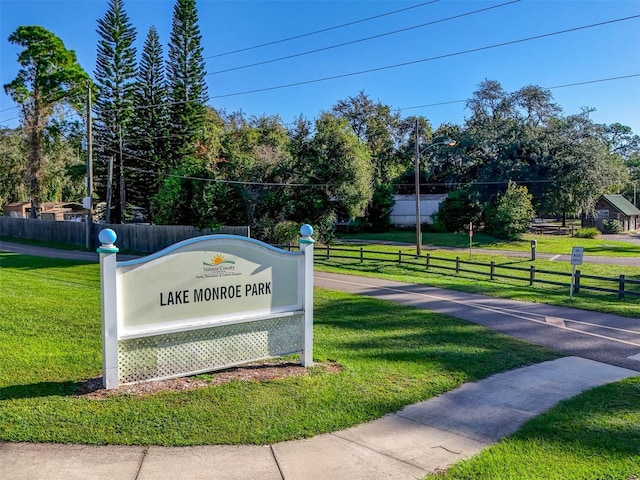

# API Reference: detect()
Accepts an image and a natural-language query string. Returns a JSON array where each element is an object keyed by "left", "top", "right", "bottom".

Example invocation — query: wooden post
[{"left": 619, "top": 275, "right": 625, "bottom": 300}]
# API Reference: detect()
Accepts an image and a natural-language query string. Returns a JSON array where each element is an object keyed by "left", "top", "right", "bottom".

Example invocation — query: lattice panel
[{"left": 118, "top": 314, "right": 304, "bottom": 385}]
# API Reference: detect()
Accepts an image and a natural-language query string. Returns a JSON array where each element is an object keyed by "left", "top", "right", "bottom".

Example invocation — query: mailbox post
[{"left": 530, "top": 239, "right": 537, "bottom": 261}]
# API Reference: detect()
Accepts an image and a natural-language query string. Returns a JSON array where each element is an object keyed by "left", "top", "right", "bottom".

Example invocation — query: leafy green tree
[
  {"left": 331, "top": 91, "right": 403, "bottom": 184},
  {"left": 432, "top": 189, "right": 482, "bottom": 233},
  {"left": 484, "top": 181, "right": 535, "bottom": 240},
  {"left": 539, "top": 112, "right": 629, "bottom": 223},
  {"left": 93, "top": 0, "right": 137, "bottom": 223},
  {"left": 4, "top": 26, "right": 89, "bottom": 217},
  {"left": 292, "top": 113, "right": 372, "bottom": 241},
  {"left": 0, "top": 127, "right": 28, "bottom": 207},
  {"left": 130, "top": 25, "right": 168, "bottom": 219}
]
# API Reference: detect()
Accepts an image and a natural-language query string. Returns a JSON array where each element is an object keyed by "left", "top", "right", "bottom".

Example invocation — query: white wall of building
[{"left": 390, "top": 194, "right": 448, "bottom": 226}]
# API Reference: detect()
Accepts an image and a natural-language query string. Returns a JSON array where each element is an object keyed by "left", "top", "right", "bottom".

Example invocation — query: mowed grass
[
  {"left": 0, "top": 252, "right": 560, "bottom": 446},
  {"left": 426, "top": 377, "right": 640, "bottom": 480},
  {"left": 339, "top": 231, "right": 640, "bottom": 257}
]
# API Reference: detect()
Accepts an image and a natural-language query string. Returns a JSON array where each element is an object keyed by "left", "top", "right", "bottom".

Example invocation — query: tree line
[{"left": 2, "top": 0, "right": 639, "bottom": 242}]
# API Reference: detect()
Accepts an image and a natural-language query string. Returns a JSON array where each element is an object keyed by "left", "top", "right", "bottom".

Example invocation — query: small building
[
  {"left": 40, "top": 202, "right": 87, "bottom": 221},
  {"left": 593, "top": 194, "right": 640, "bottom": 231},
  {"left": 390, "top": 194, "right": 448, "bottom": 227},
  {"left": 2, "top": 201, "right": 87, "bottom": 220}
]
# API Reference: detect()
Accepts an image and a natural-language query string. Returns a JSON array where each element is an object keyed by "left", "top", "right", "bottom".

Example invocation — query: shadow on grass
[
  {"left": 0, "top": 380, "right": 82, "bottom": 400},
  {"left": 314, "top": 292, "right": 559, "bottom": 381},
  {"left": 0, "top": 252, "right": 93, "bottom": 270}
]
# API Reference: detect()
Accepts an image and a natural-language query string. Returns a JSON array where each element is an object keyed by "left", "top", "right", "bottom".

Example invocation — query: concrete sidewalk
[{"left": 1, "top": 357, "right": 636, "bottom": 480}]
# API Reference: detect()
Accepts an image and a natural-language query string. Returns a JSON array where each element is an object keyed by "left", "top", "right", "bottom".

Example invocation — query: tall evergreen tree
[
  {"left": 93, "top": 0, "right": 137, "bottom": 223},
  {"left": 165, "top": 0, "right": 208, "bottom": 170},
  {"left": 130, "top": 25, "right": 168, "bottom": 219}
]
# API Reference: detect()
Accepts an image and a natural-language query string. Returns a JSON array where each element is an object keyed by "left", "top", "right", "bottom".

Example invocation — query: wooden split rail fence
[{"left": 278, "top": 244, "right": 640, "bottom": 300}]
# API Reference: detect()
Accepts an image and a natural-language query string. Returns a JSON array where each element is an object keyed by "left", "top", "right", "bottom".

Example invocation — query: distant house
[
  {"left": 40, "top": 202, "right": 87, "bottom": 221},
  {"left": 2, "top": 201, "right": 87, "bottom": 221},
  {"left": 592, "top": 194, "right": 640, "bottom": 231},
  {"left": 390, "top": 194, "right": 448, "bottom": 227}
]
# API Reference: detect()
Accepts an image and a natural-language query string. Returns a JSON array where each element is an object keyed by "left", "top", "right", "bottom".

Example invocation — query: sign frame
[{"left": 98, "top": 226, "right": 315, "bottom": 389}]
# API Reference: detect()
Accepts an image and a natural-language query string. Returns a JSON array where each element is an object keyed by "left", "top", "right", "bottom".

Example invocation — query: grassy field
[
  {"left": 338, "top": 230, "right": 640, "bottom": 257},
  {"left": 0, "top": 252, "right": 559, "bottom": 445}
]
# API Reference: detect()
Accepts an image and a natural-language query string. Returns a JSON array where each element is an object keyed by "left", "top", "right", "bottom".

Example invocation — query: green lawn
[
  {"left": 338, "top": 231, "right": 640, "bottom": 257},
  {"left": 0, "top": 252, "right": 559, "bottom": 445}
]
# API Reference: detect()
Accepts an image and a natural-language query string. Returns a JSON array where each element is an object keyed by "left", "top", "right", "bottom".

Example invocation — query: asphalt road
[{"left": 2, "top": 240, "right": 639, "bottom": 372}]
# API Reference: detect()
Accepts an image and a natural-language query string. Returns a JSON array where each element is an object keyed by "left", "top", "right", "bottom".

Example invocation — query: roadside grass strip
[{"left": 0, "top": 252, "right": 558, "bottom": 446}]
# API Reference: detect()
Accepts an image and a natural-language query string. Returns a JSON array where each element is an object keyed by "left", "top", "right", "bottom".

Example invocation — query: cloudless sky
[{"left": 1, "top": 0, "right": 639, "bottom": 133}]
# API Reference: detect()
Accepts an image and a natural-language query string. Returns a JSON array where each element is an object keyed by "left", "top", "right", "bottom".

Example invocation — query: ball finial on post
[{"left": 97, "top": 228, "right": 119, "bottom": 254}]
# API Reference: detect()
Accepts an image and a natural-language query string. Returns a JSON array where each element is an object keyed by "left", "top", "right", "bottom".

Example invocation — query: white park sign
[{"left": 98, "top": 226, "right": 315, "bottom": 389}]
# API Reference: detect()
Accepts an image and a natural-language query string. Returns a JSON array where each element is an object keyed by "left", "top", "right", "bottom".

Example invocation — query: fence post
[
  {"left": 360, "top": 246, "right": 363, "bottom": 263},
  {"left": 326, "top": 244, "right": 330, "bottom": 260},
  {"left": 455, "top": 256, "right": 460, "bottom": 274},
  {"left": 426, "top": 253, "right": 431, "bottom": 270},
  {"left": 574, "top": 270, "right": 580, "bottom": 294},
  {"left": 529, "top": 265, "right": 535, "bottom": 286},
  {"left": 490, "top": 261, "right": 495, "bottom": 280},
  {"left": 619, "top": 275, "right": 625, "bottom": 300},
  {"left": 398, "top": 250, "right": 402, "bottom": 266}
]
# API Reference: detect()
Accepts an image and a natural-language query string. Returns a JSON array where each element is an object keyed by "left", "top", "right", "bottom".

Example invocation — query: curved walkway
[
  {"left": 2, "top": 357, "right": 636, "bottom": 480},
  {"left": 1, "top": 242, "right": 639, "bottom": 479}
]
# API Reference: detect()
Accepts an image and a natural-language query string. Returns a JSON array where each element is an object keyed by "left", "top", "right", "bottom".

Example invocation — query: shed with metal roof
[{"left": 593, "top": 194, "right": 640, "bottom": 231}]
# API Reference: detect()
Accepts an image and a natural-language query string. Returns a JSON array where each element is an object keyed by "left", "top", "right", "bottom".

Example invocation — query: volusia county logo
[
  {"left": 202, "top": 254, "right": 238, "bottom": 278},
  {"left": 203, "top": 254, "right": 235, "bottom": 267}
]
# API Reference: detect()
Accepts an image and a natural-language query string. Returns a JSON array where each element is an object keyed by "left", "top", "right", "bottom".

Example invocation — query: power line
[
  {"left": 210, "top": 15, "right": 640, "bottom": 99},
  {"left": 207, "top": 1, "right": 521, "bottom": 76},
  {"left": 399, "top": 73, "right": 640, "bottom": 112},
  {"left": 204, "top": 1, "right": 439, "bottom": 60}
]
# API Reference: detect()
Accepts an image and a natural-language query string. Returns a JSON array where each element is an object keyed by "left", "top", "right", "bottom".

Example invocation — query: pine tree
[
  {"left": 130, "top": 25, "right": 168, "bottom": 220},
  {"left": 166, "top": 0, "right": 208, "bottom": 170},
  {"left": 93, "top": 0, "right": 137, "bottom": 223}
]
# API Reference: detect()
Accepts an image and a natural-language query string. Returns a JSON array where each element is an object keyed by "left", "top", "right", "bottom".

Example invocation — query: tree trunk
[{"left": 28, "top": 98, "right": 44, "bottom": 219}]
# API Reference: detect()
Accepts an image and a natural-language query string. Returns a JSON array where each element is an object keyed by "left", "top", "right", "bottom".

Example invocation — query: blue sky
[{"left": 1, "top": 0, "right": 639, "bottom": 133}]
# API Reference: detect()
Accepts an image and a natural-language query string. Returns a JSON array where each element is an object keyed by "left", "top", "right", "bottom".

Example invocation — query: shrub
[
  {"left": 484, "top": 181, "right": 535, "bottom": 240},
  {"left": 272, "top": 221, "right": 301, "bottom": 245},
  {"left": 574, "top": 227, "right": 600, "bottom": 238},
  {"left": 432, "top": 189, "right": 482, "bottom": 233},
  {"left": 601, "top": 219, "right": 624, "bottom": 234}
]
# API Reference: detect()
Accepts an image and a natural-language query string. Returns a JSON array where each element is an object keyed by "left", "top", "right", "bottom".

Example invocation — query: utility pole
[
  {"left": 414, "top": 118, "right": 422, "bottom": 255},
  {"left": 105, "top": 156, "right": 113, "bottom": 224},
  {"left": 118, "top": 124, "right": 125, "bottom": 224},
  {"left": 85, "top": 82, "right": 93, "bottom": 250}
]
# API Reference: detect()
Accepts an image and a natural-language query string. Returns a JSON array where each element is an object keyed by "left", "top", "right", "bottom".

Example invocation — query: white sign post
[
  {"left": 98, "top": 225, "right": 315, "bottom": 389},
  {"left": 569, "top": 246, "right": 584, "bottom": 299}
]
